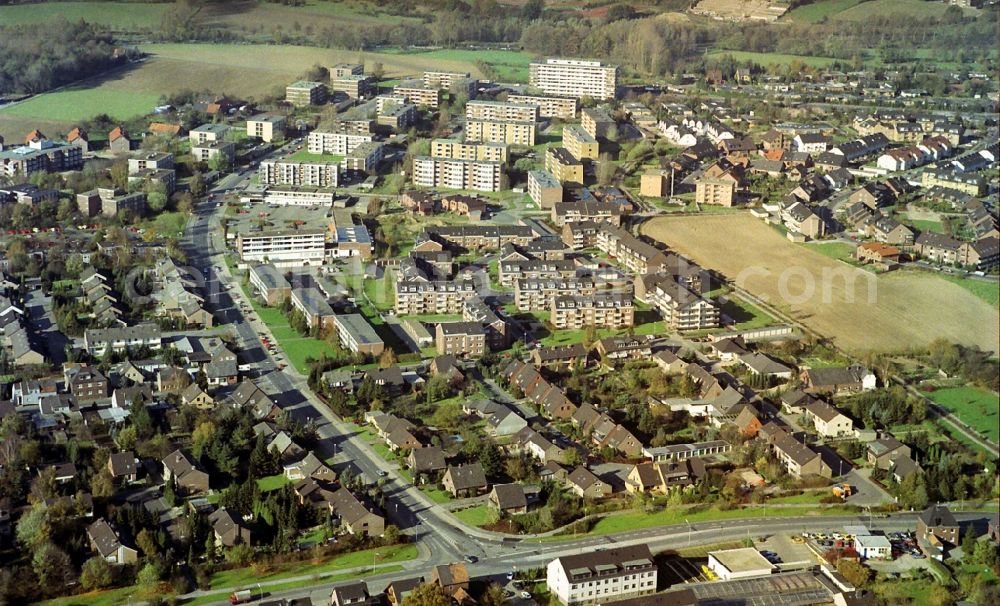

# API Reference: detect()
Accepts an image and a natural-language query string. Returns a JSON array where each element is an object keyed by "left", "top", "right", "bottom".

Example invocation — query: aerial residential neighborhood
[{"left": 0, "top": 1, "right": 997, "bottom": 606}]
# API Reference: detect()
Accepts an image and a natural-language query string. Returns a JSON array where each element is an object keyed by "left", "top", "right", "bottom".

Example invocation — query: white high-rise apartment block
[
  {"left": 259, "top": 161, "right": 339, "bottom": 187},
  {"left": 529, "top": 58, "right": 619, "bottom": 101},
  {"left": 307, "top": 130, "right": 374, "bottom": 155},
  {"left": 412, "top": 156, "right": 502, "bottom": 192}
]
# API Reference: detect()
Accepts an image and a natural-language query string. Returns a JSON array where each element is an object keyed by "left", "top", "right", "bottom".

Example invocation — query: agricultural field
[
  {"left": 806, "top": 241, "right": 857, "bottom": 263},
  {"left": 0, "top": 1, "right": 168, "bottom": 28},
  {"left": 641, "top": 214, "right": 998, "bottom": 353},
  {"left": 921, "top": 386, "right": 1000, "bottom": 443},
  {"left": 784, "top": 0, "right": 862, "bottom": 22},
  {"left": 0, "top": 42, "right": 494, "bottom": 141},
  {"left": 381, "top": 48, "right": 536, "bottom": 82},
  {"left": 704, "top": 50, "right": 842, "bottom": 68},
  {"left": 786, "top": 0, "right": 978, "bottom": 22},
  {"left": 692, "top": 0, "right": 788, "bottom": 22},
  {"left": 937, "top": 275, "right": 999, "bottom": 308}
]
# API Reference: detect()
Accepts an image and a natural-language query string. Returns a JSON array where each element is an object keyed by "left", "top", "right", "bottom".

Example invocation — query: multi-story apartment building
[
  {"left": 330, "top": 75, "right": 373, "bottom": 99},
  {"left": 307, "top": 130, "right": 375, "bottom": 155},
  {"left": 546, "top": 545, "right": 656, "bottom": 605},
  {"left": 424, "top": 71, "right": 471, "bottom": 90},
  {"left": 128, "top": 152, "right": 174, "bottom": 173},
  {"left": 466, "top": 100, "right": 539, "bottom": 123},
  {"left": 921, "top": 167, "right": 987, "bottom": 197},
  {"left": 76, "top": 187, "right": 147, "bottom": 218},
  {"left": 344, "top": 141, "right": 385, "bottom": 173},
  {"left": 189, "top": 123, "right": 229, "bottom": 145},
  {"left": 419, "top": 225, "right": 535, "bottom": 251},
  {"left": 596, "top": 224, "right": 669, "bottom": 274},
  {"left": 286, "top": 80, "right": 327, "bottom": 106},
  {"left": 259, "top": 160, "right": 339, "bottom": 188},
  {"left": 191, "top": 141, "right": 235, "bottom": 164},
  {"left": 640, "top": 275, "right": 718, "bottom": 331},
  {"left": 695, "top": 163, "right": 743, "bottom": 207},
  {"left": 375, "top": 94, "right": 409, "bottom": 113},
  {"left": 235, "top": 228, "right": 327, "bottom": 265},
  {"left": 545, "top": 147, "right": 584, "bottom": 184},
  {"left": 248, "top": 263, "right": 291, "bottom": 306},
  {"left": 499, "top": 259, "right": 576, "bottom": 288},
  {"left": 0, "top": 139, "right": 83, "bottom": 177},
  {"left": 291, "top": 287, "right": 336, "bottom": 331},
  {"left": 436, "top": 322, "right": 487, "bottom": 357},
  {"left": 333, "top": 313, "right": 384, "bottom": 356},
  {"left": 581, "top": 107, "right": 615, "bottom": 139},
  {"left": 394, "top": 279, "right": 477, "bottom": 315},
  {"left": 377, "top": 103, "right": 417, "bottom": 131},
  {"left": 528, "top": 170, "right": 563, "bottom": 209},
  {"left": 465, "top": 119, "right": 536, "bottom": 145},
  {"left": 551, "top": 294, "right": 634, "bottom": 329},
  {"left": 412, "top": 156, "right": 503, "bottom": 192},
  {"left": 552, "top": 200, "right": 622, "bottom": 227},
  {"left": 463, "top": 296, "right": 510, "bottom": 350},
  {"left": 529, "top": 58, "right": 619, "bottom": 101},
  {"left": 393, "top": 84, "right": 442, "bottom": 108},
  {"left": 515, "top": 278, "right": 597, "bottom": 312},
  {"left": 508, "top": 94, "right": 578, "bottom": 120},
  {"left": 563, "top": 125, "right": 599, "bottom": 161},
  {"left": 246, "top": 114, "right": 287, "bottom": 142},
  {"left": 431, "top": 139, "right": 509, "bottom": 163},
  {"left": 330, "top": 63, "right": 363, "bottom": 78}
]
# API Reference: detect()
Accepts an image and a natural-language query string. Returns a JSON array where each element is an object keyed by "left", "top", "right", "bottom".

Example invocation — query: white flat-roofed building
[
  {"left": 855, "top": 534, "right": 892, "bottom": 560},
  {"left": 424, "top": 71, "right": 471, "bottom": 90},
  {"left": 707, "top": 548, "right": 774, "bottom": 581},
  {"left": 235, "top": 228, "right": 327, "bottom": 265},
  {"left": 259, "top": 161, "right": 339, "bottom": 188},
  {"left": 547, "top": 544, "right": 656, "bottom": 605},
  {"left": 334, "top": 313, "right": 384, "bottom": 355},
  {"left": 189, "top": 123, "right": 230, "bottom": 145},
  {"left": 395, "top": 279, "right": 476, "bottom": 315},
  {"left": 412, "top": 156, "right": 502, "bottom": 192},
  {"left": 308, "top": 130, "right": 374, "bottom": 155},
  {"left": 128, "top": 152, "right": 173, "bottom": 173},
  {"left": 529, "top": 58, "right": 619, "bottom": 101},
  {"left": 286, "top": 80, "right": 327, "bottom": 106},
  {"left": 261, "top": 186, "right": 336, "bottom": 207},
  {"left": 377, "top": 103, "right": 417, "bottom": 130},
  {"left": 465, "top": 119, "right": 536, "bottom": 145},
  {"left": 466, "top": 100, "right": 539, "bottom": 122},
  {"left": 393, "top": 83, "right": 441, "bottom": 108},
  {"left": 508, "top": 94, "right": 578, "bottom": 120},
  {"left": 550, "top": 294, "right": 634, "bottom": 330},
  {"left": 431, "top": 139, "right": 509, "bottom": 163}
]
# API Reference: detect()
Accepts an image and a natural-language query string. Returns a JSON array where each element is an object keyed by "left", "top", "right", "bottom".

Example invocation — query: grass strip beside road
[{"left": 538, "top": 504, "right": 853, "bottom": 541}]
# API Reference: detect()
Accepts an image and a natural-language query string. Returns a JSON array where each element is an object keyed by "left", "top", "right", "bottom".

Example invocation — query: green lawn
[
  {"left": 0, "top": 2, "right": 169, "bottom": 27},
  {"left": 286, "top": 149, "right": 344, "bottom": 163},
  {"left": 239, "top": 282, "right": 338, "bottom": 373},
  {"left": 705, "top": 50, "right": 841, "bottom": 68},
  {"left": 453, "top": 504, "right": 492, "bottom": 527},
  {"left": 834, "top": 0, "right": 973, "bottom": 20},
  {"left": 541, "top": 504, "right": 849, "bottom": 541},
  {"left": 785, "top": 0, "right": 862, "bottom": 22},
  {"left": 209, "top": 544, "right": 417, "bottom": 590},
  {"left": 922, "top": 386, "right": 1000, "bottom": 443},
  {"left": 910, "top": 219, "right": 945, "bottom": 234},
  {"left": 808, "top": 241, "right": 856, "bottom": 263},
  {"left": 256, "top": 474, "right": 290, "bottom": 492},
  {"left": 420, "top": 486, "right": 453, "bottom": 504},
  {"left": 937, "top": 275, "right": 999, "bottom": 309},
  {"left": 720, "top": 296, "right": 776, "bottom": 331},
  {"left": 767, "top": 492, "right": 828, "bottom": 505},
  {"left": 0, "top": 87, "right": 160, "bottom": 123}
]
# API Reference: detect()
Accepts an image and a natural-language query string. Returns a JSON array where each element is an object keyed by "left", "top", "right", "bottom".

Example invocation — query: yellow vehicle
[{"left": 791, "top": 535, "right": 806, "bottom": 544}]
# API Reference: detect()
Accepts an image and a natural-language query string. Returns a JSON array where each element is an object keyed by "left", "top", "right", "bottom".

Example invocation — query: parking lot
[{"left": 752, "top": 533, "right": 818, "bottom": 569}]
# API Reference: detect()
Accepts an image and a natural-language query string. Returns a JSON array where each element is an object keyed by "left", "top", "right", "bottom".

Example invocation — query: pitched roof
[
  {"left": 491, "top": 483, "right": 527, "bottom": 510},
  {"left": 445, "top": 463, "right": 487, "bottom": 490}
]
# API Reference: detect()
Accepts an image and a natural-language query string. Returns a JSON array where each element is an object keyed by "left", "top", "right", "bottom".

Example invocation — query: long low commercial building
[
  {"left": 334, "top": 313, "right": 384, "bottom": 355},
  {"left": 259, "top": 160, "right": 339, "bottom": 187},
  {"left": 412, "top": 156, "right": 503, "bottom": 192},
  {"left": 260, "top": 186, "right": 336, "bottom": 207}
]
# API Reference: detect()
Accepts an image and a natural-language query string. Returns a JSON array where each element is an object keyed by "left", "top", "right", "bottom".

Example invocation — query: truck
[{"left": 230, "top": 590, "right": 253, "bottom": 604}]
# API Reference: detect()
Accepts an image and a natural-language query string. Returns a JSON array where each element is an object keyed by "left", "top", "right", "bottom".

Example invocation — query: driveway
[{"left": 844, "top": 468, "right": 893, "bottom": 507}]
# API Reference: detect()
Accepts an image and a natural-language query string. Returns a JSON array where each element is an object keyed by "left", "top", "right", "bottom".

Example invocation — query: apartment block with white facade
[
  {"left": 466, "top": 100, "right": 539, "bottom": 123},
  {"left": 394, "top": 279, "right": 477, "bottom": 315},
  {"left": 431, "top": 139, "right": 509, "bottom": 163},
  {"left": 529, "top": 58, "right": 619, "bottom": 101},
  {"left": 550, "top": 294, "right": 635, "bottom": 329},
  {"left": 412, "top": 156, "right": 502, "bottom": 192},
  {"left": 546, "top": 545, "right": 656, "bottom": 605},
  {"left": 465, "top": 119, "right": 536, "bottom": 145},
  {"left": 307, "top": 130, "right": 374, "bottom": 155},
  {"left": 235, "top": 229, "right": 327, "bottom": 265},
  {"left": 508, "top": 94, "right": 578, "bottom": 120},
  {"left": 259, "top": 161, "right": 339, "bottom": 188}
]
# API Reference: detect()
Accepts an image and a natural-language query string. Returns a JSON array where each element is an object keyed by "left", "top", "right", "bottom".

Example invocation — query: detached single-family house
[
  {"left": 565, "top": 466, "right": 611, "bottom": 499},
  {"left": 442, "top": 463, "right": 488, "bottom": 498},
  {"left": 87, "top": 518, "right": 138, "bottom": 565},
  {"left": 208, "top": 507, "right": 251, "bottom": 547},
  {"left": 489, "top": 484, "right": 528, "bottom": 515}
]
